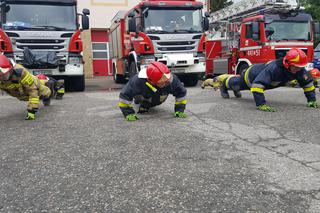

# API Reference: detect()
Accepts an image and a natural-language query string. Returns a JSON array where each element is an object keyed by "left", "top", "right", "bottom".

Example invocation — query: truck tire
[
  {"left": 113, "top": 64, "right": 126, "bottom": 84},
  {"left": 129, "top": 61, "right": 137, "bottom": 78},
  {"left": 65, "top": 75, "right": 85, "bottom": 92},
  {"left": 182, "top": 74, "right": 199, "bottom": 87},
  {"left": 237, "top": 63, "right": 249, "bottom": 75}
]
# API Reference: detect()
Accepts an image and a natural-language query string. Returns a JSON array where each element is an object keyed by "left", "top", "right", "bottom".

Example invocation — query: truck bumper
[
  {"left": 30, "top": 63, "right": 84, "bottom": 77},
  {"left": 158, "top": 53, "right": 205, "bottom": 74}
]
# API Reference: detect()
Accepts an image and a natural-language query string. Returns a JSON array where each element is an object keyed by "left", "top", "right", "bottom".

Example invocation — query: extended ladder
[{"left": 210, "top": 0, "right": 300, "bottom": 23}]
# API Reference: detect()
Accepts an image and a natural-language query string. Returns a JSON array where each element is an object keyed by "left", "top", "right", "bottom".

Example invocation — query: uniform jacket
[
  {"left": 244, "top": 59, "right": 316, "bottom": 106},
  {"left": 0, "top": 64, "right": 51, "bottom": 111},
  {"left": 119, "top": 74, "right": 187, "bottom": 117}
]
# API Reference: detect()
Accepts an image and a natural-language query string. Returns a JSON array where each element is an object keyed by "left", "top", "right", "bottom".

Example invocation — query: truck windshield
[
  {"left": 3, "top": 3, "right": 77, "bottom": 31},
  {"left": 265, "top": 21, "right": 310, "bottom": 41},
  {"left": 144, "top": 8, "right": 202, "bottom": 34}
]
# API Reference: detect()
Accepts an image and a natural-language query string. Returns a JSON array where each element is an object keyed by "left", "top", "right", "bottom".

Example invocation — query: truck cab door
[{"left": 240, "top": 22, "right": 262, "bottom": 62}]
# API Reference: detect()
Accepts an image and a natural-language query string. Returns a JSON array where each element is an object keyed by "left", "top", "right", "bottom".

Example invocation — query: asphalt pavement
[{"left": 0, "top": 77, "right": 320, "bottom": 212}]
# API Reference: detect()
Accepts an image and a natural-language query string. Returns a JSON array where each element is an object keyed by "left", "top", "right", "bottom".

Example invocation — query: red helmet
[
  {"left": 36, "top": 74, "right": 48, "bottom": 80},
  {"left": 283, "top": 48, "right": 308, "bottom": 69},
  {"left": 0, "top": 54, "right": 13, "bottom": 75},
  {"left": 309, "top": 68, "right": 320, "bottom": 79},
  {"left": 146, "top": 62, "right": 171, "bottom": 84}
]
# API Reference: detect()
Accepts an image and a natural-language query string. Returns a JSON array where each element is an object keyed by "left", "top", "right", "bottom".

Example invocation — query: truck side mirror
[
  {"left": 252, "top": 33, "right": 259, "bottom": 40},
  {"left": 129, "top": 18, "right": 136, "bottom": 33},
  {"left": 203, "top": 17, "right": 209, "bottom": 32},
  {"left": 82, "top": 8, "right": 90, "bottom": 16},
  {"left": 252, "top": 22, "right": 260, "bottom": 40},
  {"left": 82, "top": 15, "right": 89, "bottom": 30},
  {"left": 314, "top": 21, "right": 320, "bottom": 35},
  {"left": 252, "top": 22, "right": 259, "bottom": 34},
  {"left": 265, "top": 27, "right": 275, "bottom": 38}
]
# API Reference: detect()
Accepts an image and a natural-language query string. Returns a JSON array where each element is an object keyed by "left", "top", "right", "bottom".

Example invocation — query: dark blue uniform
[
  {"left": 226, "top": 58, "right": 316, "bottom": 106},
  {"left": 119, "top": 74, "right": 187, "bottom": 117}
]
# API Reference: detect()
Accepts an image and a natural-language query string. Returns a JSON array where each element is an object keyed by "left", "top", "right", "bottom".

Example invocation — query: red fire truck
[
  {"left": 0, "top": 0, "right": 90, "bottom": 91},
  {"left": 109, "top": 0, "right": 209, "bottom": 86},
  {"left": 205, "top": 0, "right": 319, "bottom": 77}
]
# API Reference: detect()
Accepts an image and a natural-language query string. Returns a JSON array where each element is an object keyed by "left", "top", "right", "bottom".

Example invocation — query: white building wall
[{"left": 78, "top": 0, "right": 208, "bottom": 29}]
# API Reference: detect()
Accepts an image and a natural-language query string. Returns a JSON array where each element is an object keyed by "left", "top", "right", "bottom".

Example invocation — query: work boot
[
  {"left": 42, "top": 97, "right": 51, "bottom": 106},
  {"left": 220, "top": 79, "right": 230, "bottom": 98},
  {"left": 55, "top": 93, "right": 63, "bottom": 100},
  {"left": 233, "top": 90, "right": 242, "bottom": 98},
  {"left": 138, "top": 106, "right": 149, "bottom": 113}
]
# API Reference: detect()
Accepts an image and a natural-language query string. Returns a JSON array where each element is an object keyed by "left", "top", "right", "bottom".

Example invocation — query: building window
[{"left": 92, "top": 42, "right": 109, "bottom": 60}]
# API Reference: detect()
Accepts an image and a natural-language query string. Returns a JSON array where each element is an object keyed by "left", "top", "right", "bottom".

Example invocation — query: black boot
[
  {"left": 42, "top": 97, "right": 51, "bottom": 106},
  {"left": 233, "top": 90, "right": 242, "bottom": 98},
  {"left": 138, "top": 106, "right": 149, "bottom": 113},
  {"left": 220, "top": 79, "right": 230, "bottom": 98}
]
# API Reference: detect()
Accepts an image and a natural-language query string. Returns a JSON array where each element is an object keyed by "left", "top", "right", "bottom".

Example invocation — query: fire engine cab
[
  {"left": 205, "top": 0, "right": 319, "bottom": 77},
  {"left": 109, "top": 0, "right": 210, "bottom": 86}
]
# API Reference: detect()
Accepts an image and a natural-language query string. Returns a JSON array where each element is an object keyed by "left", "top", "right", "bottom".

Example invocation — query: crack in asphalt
[{"left": 185, "top": 109, "right": 320, "bottom": 172}]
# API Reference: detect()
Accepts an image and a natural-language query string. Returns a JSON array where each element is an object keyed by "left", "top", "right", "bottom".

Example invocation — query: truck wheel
[
  {"left": 183, "top": 74, "right": 199, "bottom": 87},
  {"left": 65, "top": 75, "right": 85, "bottom": 92},
  {"left": 237, "top": 63, "right": 249, "bottom": 75},
  {"left": 113, "top": 64, "right": 126, "bottom": 84},
  {"left": 129, "top": 61, "right": 137, "bottom": 78}
]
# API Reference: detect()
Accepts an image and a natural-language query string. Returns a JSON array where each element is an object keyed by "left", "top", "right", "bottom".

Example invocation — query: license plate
[
  {"left": 32, "top": 70, "right": 53, "bottom": 76},
  {"left": 171, "top": 68, "right": 185, "bottom": 73}
]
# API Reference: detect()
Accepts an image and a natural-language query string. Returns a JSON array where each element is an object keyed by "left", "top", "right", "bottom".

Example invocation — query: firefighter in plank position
[
  {"left": 0, "top": 54, "right": 52, "bottom": 120},
  {"left": 36, "top": 74, "right": 65, "bottom": 100},
  {"left": 119, "top": 61, "right": 187, "bottom": 121},
  {"left": 202, "top": 48, "right": 319, "bottom": 112}
]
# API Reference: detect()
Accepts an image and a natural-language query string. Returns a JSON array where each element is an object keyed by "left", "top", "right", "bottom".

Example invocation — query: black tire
[
  {"left": 113, "top": 64, "right": 126, "bottom": 84},
  {"left": 65, "top": 75, "right": 85, "bottom": 92},
  {"left": 129, "top": 61, "right": 137, "bottom": 78},
  {"left": 182, "top": 74, "right": 199, "bottom": 87},
  {"left": 237, "top": 63, "right": 249, "bottom": 75}
]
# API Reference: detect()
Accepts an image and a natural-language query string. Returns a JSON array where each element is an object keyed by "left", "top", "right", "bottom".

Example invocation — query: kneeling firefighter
[
  {"left": 36, "top": 74, "right": 65, "bottom": 100},
  {"left": 119, "top": 61, "right": 187, "bottom": 121},
  {"left": 0, "top": 54, "right": 52, "bottom": 120},
  {"left": 202, "top": 48, "right": 319, "bottom": 112}
]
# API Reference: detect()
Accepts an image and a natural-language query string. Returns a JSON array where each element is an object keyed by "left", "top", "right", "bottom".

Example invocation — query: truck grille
[
  {"left": 15, "top": 39, "right": 67, "bottom": 50},
  {"left": 158, "top": 41, "right": 195, "bottom": 46},
  {"left": 17, "top": 45, "right": 64, "bottom": 50},
  {"left": 16, "top": 39, "right": 64, "bottom": 44},
  {"left": 155, "top": 40, "right": 196, "bottom": 53}
]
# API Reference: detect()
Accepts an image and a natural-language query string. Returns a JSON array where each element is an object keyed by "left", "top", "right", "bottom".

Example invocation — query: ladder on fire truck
[{"left": 210, "top": 0, "right": 300, "bottom": 23}]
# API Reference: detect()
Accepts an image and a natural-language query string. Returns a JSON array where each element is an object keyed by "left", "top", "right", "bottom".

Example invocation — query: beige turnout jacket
[{"left": 0, "top": 64, "right": 51, "bottom": 111}]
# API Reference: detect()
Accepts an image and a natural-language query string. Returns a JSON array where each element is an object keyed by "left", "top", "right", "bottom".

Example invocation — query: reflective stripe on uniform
[
  {"left": 303, "top": 85, "right": 315, "bottom": 92},
  {"left": 57, "top": 88, "right": 65, "bottom": 94},
  {"left": 225, "top": 76, "right": 234, "bottom": 89},
  {"left": 145, "top": 82, "right": 157, "bottom": 92},
  {"left": 118, "top": 102, "right": 133, "bottom": 108},
  {"left": 29, "top": 97, "right": 40, "bottom": 104},
  {"left": 251, "top": 87, "right": 264, "bottom": 93},
  {"left": 119, "top": 98, "right": 132, "bottom": 105},
  {"left": 175, "top": 99, "right": 187, "bottom": 105},
  {"left": 7, "top": 83, "right": 21, "bottom": 89},
  {"left": 21, "top": 72, "right": 34, "bottom": 86},
  {"left": 176, "top": 96, "right": 187, "bottom": 102},
  {"left": 244, "top": 66, "right": 253, "bottom": 88},
  {"left": 304, "top": 82, "right": 314, "bottom": 88}
]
